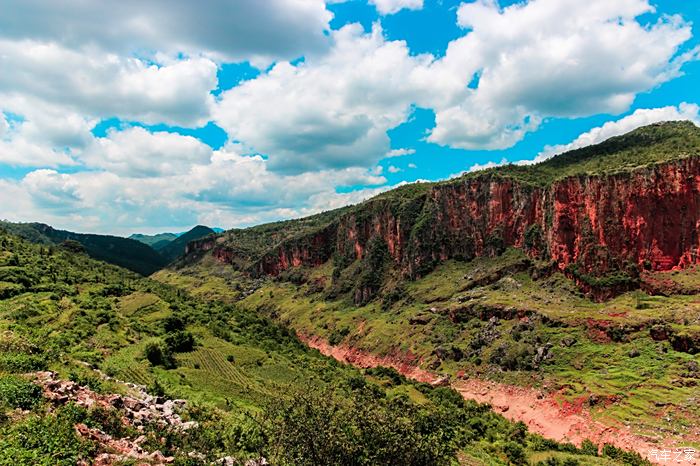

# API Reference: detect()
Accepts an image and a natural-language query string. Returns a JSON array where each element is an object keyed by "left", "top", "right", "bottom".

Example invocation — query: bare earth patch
[{"left": 300, "top": 334, "right": 699, "bottom": 465}]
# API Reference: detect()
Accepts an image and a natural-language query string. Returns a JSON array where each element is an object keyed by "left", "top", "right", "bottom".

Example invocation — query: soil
[{"left": 300, "top": 335, "right": 699, "bottom": 465}]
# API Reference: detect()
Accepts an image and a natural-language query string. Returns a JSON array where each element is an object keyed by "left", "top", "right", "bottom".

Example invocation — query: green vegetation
[
  {"left": 0, "top": 221, "right": 166, "bottom": 275},
  {"left": 7, "top": 122, "right": 698, "bottom": 463},
  {"left": 0, "top": 228, "right": 642, "bottom": 464},
  {"left": 129, "top": 232, "right": 178, "bottom": 248},
  {"left": 158, "top": 225, "right": 216, "bottom": 263},
  {"left": 161, "top": 246, "right": 700, "bottom": 444},
  {"left": 455, "top": 121, "right": 700, "bottom": 186}
]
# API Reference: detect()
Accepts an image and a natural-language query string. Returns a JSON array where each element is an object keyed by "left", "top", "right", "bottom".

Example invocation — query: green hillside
[
  {"left": 157, "top": 122, "right": 700, "bottom": 456},
  {"left": 193, "top": 121, "right": 700, "bottom": 274},
  {"left": 159, "top": 225, "right": 216, "bottom": 264},
  {"left": 0, "top": 221, "right": 166, "bottom": 275},
  {"left": 455, "top": 120, "right": 700, "bottom": 186},
  {"left": 129, "top": 232, "right": 178, "bottom": 249}
]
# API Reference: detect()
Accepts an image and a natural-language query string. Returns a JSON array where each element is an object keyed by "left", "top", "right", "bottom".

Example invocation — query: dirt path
[{"left": 300, "top": 334, "right": 698, "bottom": 465}]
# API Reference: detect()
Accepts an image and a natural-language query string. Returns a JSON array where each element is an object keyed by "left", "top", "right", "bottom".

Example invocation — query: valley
[
  {"left": 2, "top": 122, "right": 700, "bottom": 465},
  {"left": 154, "top": 122, "right": 700, "bottom": 463}
]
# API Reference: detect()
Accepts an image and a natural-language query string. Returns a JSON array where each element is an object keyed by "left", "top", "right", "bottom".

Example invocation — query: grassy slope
[{"left": 157, "top": 248, "right": 700, "bottom": 445}]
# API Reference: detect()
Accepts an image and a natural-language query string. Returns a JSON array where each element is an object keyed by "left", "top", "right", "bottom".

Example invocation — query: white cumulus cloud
[
  {"left": 214, "top": 24, "right": 433, "bottom": 174},
  {"left": 81, "top": 127, "right": 214, "bottom": 177},
  {"left": 370, "top": 0, "right": 424, "bottom": 15},
  {"left": 0, "top": 0, "right": 333, "bottom": 63},
  {"left": 0, "top": 40, "right": 217, "bottom": 127},
  {"left": 426, "top": 0, "right": 696, "bottom": 149},
  {"left": 386, "top": 148, "right": 416, "bottom": 157}
]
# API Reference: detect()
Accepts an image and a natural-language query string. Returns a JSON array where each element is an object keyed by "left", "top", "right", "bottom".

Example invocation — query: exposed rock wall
[{"left": 187, "top": 157, "right": 700, "bottom": 293}]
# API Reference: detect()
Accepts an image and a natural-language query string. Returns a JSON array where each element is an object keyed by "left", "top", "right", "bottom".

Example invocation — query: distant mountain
[
  {"left": 0, "top": 221, "right": 166, "bottom": 275},
  {"left": 158, "top": 225, "right": 216, "bottom": 264},
  {"left": 129, "top": 232, "right": 178, "bottom": 250}
]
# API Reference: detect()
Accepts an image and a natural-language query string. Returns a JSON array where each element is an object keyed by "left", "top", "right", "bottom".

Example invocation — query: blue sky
[{"left": 0, "top": 0, "right": 699, "bottom": 234}]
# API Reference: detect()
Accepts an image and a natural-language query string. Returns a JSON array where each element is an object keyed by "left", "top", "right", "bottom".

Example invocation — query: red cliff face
[
  {"left": 187, "top": 157, "right": 700, "bottom": 298},
  {"left": 407, "top": 157, "right": 700, "bottom": 286},
  {"left": 547, "top": 157, "right": 700, "bottom": 273}
]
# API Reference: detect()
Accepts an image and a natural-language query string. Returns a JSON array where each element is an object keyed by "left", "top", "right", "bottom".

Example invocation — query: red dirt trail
[{"left": 300, "top": 335, "right": 698, "bottom": 465}]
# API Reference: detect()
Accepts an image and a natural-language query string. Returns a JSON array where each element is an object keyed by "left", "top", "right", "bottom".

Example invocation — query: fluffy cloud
[
  {"left": 0, "top": 114, "right": 7, "bottom": 137},
  {"left": 532, "top": 103, "right": 700, "bottom": 163},
  {"left": 386, "top": 148, "right": 416, "bottom": 157},
  {"left": 0, "top": 103, "right": 86, "bottom": 167},
  {"left": 370, "top": 0, "right": 424, "bottom": 15},
  {"left": 1, "top": 0, "right": 698, "bottom": 234},
  {"left": 82, "top": 128, "right": 213, "bottom": 177},
  {"left": 426, "top": 0, "right": 695, "bottom": 149},
  {"left": 215, "top": 0, "right": 696, "bottom": 174},
  {"left": 0, "top": 0, "right": 333, "bottom": 63},
  {"left": 214, "top": 24, "right": 433, "bottom": 173},
  {"left": 0, "top": 40, "right": 217, "bottom": 127},
  {"left": 2, "top": 133, "right": 389, "bottom": 234}
]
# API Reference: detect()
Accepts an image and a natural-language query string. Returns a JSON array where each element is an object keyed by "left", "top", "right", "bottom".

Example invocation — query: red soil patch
[
  {"left": 301, "top": 334, "right": 434, "bottom": 383},
  {"left": 300, "top": 334, "right": 699, "bottom": 465},
  {"left": 585, "top": 319, "right": 613, "bottom": 343}
]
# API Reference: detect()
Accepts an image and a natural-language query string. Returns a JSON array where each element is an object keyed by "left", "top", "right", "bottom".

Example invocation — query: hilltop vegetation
[
  {"left": 129, "top": 232, "right": 178, "bottom": 249},
  {"left": 158, "top": 225, "right": 216, "bottom": 263},
  {"left": 0, "top": 221, "right": 166, "bottom": 275}
]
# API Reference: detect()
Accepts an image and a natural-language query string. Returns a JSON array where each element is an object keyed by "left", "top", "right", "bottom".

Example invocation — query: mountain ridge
[
  {"left": 182, "top": 121, "right": 700, "bottom": 301},
  {"left": 0, "top": 221, "right": 167, "bottom": 275}
]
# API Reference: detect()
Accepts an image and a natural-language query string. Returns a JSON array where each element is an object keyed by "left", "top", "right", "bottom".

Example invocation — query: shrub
[
  {"left": 163, "top": 314, "right": 186, "bottom": 333},
  {"left": 503, "top": 441, "right": 527, "bottom": 465},
  {"left": 0, "top": 404, "right": 96, "bottom": 465},
  {"left": 0, "top": 376, "right": 43, "bottom": 410},
  {"left": 144, "top": 340, "right": 174, "bottom": 368},
  {"left": 580, "top": 439, "right": 598, "bottom": 456},
  {"left": 263, "top": 385, "right": 457, "bottom": 466},
  {"left": 328, "top": 327, "right": 349, "bottom": 346},
  {"left": 0, "top": 353, "right": 48, "bottom": 372},
  {"left": 164, "top": 330, "right": 196, "bottom": 353},
  {"left": 601, "top": 444, "right": 651, "bottom": 465}
]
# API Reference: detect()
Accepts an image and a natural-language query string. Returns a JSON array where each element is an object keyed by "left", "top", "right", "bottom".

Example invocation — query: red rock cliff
[{"left": 187, "top": 156, "right": 700, "bottom": 295}]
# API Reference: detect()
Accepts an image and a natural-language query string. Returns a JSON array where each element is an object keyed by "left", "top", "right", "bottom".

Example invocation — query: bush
[
  {"left": 163, "top": 314, "right": 186, "bottom": 333},
  {"left": 579, "top": 439, "right": 598, "bottom": 456},
  {"left": 601, "top": 444, "right": 651, "bottom": 465},
  {"left": 0, "top": 404, "right": 96, "bottom": 465},
  {"left": 263, "top": 385, "right": 457, "bottom": 466},
  {"left": 0, "top": 376, "right": 43, "bottom": 410},
  {"left": 503, "top": 441, "right": 526, "bottom": 465},
  {"left": 328, "top": 327, "right": 349, "bottom": 346},
  {"left": 0, "top": 353, "right": 48, "bottom": 372},
  {"left": 144, "top": 340, "right": 174, "bottom": 368},
  {"left": 164, "top": 330, "right": 196, "bottom": 353}
]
